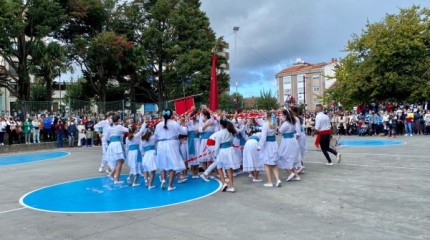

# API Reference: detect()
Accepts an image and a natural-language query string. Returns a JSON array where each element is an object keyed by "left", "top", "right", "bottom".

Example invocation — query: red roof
[{"left": 276, "top": 62, "right": 327, "bottom": 77}]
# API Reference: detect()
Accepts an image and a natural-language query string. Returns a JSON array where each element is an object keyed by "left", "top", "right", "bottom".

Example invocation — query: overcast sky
[{"left": 200, "top": 0, "right": 429, "bottom": 97}]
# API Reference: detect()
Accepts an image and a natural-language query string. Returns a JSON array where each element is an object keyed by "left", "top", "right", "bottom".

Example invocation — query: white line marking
[
  {"left": 305, "top": 161, "right": 428, "bottom": 171},
  {"left": 336, "top": 152, "right": 430, "bottom": 158},
  {"left": 0, "top": 207, "right": 26, "bottom": 214}
]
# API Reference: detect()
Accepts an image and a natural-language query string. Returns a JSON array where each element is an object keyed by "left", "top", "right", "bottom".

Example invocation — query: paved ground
[{"left": 0, "top": 135, "right": 429, "bottom": 240}]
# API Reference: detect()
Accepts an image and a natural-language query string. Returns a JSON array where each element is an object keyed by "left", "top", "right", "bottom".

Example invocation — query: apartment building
[{"left": 276, "top": 58, "right": 337, "bottom": 111}]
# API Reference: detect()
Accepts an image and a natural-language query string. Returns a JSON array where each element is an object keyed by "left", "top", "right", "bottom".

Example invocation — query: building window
[
  {"left": 313, "top": 87, "right": 320, "bottom": 92},
  {"left": 313, "top": 98, "right": 321, "bottom": 104},
  {"left": 297, "top": 75, "right": 304, "bottom": 84},
  {"left": 312, "top": 74, "right": 320, "bottom": 80},
  {"left": 283, "top": 76, "right": 291, "bottom": 90},
  {"left": 284, "top": 89, "right": 291, "bottom": 95}
]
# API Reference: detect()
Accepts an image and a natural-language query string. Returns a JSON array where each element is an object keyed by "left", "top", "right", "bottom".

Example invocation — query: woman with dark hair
[
  {"left": 213, "top": 118, "right": 240, "bottom": 192},
  {"left": 105, "top": 114, "right": 129, "bottom": 184},
  {"left": 257, "top": 111, "right": 281, "bottom": 187},
  {"left": 197, "top": 110, "right": 215, "bottom": 170},
  {"left": 278, "top": 108, "right": 302, "bottom": 182},
  {"left": 185, "top": 108, "right": 201, "bottom": 178},
  {"left": 154, "top": 109, "right": 187, "bottom": 191},
  {"left": 290, "top": 106, "right": 306, "bottom": 173}
]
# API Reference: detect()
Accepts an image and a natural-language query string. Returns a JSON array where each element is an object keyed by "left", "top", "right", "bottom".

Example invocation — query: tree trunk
[
  {"left": 17, "top": 34, "right": 30, "bottom": 100},
  {"left": 158, "top": 60, "right": 164, "bottom": 110},
  {"left": 45, "top": 76, "right": 53, "bottom": 101}
]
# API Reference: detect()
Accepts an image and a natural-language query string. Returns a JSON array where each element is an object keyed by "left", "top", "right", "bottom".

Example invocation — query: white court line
[
  {"left": 338, "top": 152, "right": 430, "bottom": 158},
  {"left": 305, "top": 161, "right": 428, "bottom": 171},
  {"left": 0, "top": 207, "right": 26, "bottom": 214}
]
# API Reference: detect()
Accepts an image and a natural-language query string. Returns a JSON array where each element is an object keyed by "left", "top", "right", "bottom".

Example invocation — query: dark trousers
[
  {"left": 320, "top": 134, "right": 338, "bottom": 163},
  {"left": 0, "top": 132, "right": 4, "bottom": 144},
  {"left": 57, "top": 132, "right": 64, "bottom": 148},
  {"left": 43, "top": 128, "right": 51, "bottom": 141}
]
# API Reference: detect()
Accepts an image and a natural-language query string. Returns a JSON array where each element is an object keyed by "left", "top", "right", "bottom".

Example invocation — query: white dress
[
  {"left": 105, "top": 124, "right": 129, "bottom": 169},
  {"left": 198, "top": 118, "right": 215, "bottom": 163},
  {"left": 297, "top": 119, "right": 307, "bottom": 162},
  {"left": 140, "top": 135, "right": 157, "bottom": 172},
  {"left": 186, "top": 120, "right": 200, "bottom": 166},
  {"left": 233, "top": 120, "right": 247, "bottom": 165},
  {"left": 243, "top": 132, "right": 264, "bottom": 172},
  {"left": 277, "top": 120, "right": 301, "bottom": 170},
  {"left": 126, "top": 125, "right": 146, "bottom": 175},
  {"left": 154, "top": 119, "right": 187, "bottom": 171},
  {"left": 213, "top": 129, "right": 240, "bottom": 170},
  {"left": 258, "top": 122, "right": 279, "bottom": 166}
]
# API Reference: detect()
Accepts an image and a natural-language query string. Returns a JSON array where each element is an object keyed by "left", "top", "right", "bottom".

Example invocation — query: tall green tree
[
  {"left": 329, "top": 6, "right": 430, "bottom": 105},
  {"left": 0, "top": 0, "right": 65, "bottom": 100},
  {"left": 256, "top": 89, "right": 279, "bottom": 110}
]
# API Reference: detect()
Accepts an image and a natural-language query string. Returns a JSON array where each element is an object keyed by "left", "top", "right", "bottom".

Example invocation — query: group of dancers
[{"left": 93, "top": 103, "right": 342, "bottom": 193}]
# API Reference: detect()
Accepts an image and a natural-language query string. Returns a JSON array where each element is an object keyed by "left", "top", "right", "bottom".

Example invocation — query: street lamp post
[{"left": 233, "top": 26, "right": 239, "bottom": 112}]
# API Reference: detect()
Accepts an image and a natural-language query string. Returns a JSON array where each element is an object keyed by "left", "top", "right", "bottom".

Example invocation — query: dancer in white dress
[
  {"left": 197, "top": 110, "right": 214, "bottom": 170},
  {"left": 140, "top": 129, "right": 158, "bottom": 189},
  {"left": 125, "top": 123, "right": 147, "bottom": 187},
  {"left": 185, "top": 109, "right": 200, "bottom": 178},
  {"left": 94, "top": 113, "right": 113, "bottom": 173},
  {"left": 154, "top": 109, "right": 187, "bottom": 191},
  {"left": 233, "top": 117, "right": 247, "bottom": 174},
  {"left": 257, "top": 111, "right": 282, "bottom": 187},
  {"left": 291, "top": 106, "right": 306, "bottom": 173},
  {"left": 105, "top": 115, "right": 129, "bottom": 184},
  {"left": 278, "top": 109, "right": 302, "bottom": 182},
  {"left": 213, "top": 119, "right": 240, "bottom": 192},
  {"left": 243, "top": 132, "right": 264, "bottom": 182}
]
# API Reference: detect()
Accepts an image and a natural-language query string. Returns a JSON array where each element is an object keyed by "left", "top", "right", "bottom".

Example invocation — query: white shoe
[
  {"left": 264, "top": 183, "right": 273, "bottom": 187},
  {"left": 98, "top": 167, "right": 103, "bottom": 173},
  {"left": 178, "top": 178, "right": 187, "bottom": 184},
  {"left": 326, "top": 162, "right": 334, "bottom": 166},
  {"left": 297, "top": 166, "right": 305, "bottom": 174},
  {"left": 253, "top": 178, "right": 263, "bottom": 183},
  {"left": 127, "top": 177, "right": 132, "bottom": 185},
  {"left": 192, "top": 175, "right": 199, "bottom": 179},
  {"left": 292, "top": 176, "right": 301, "bottom": 181},
  {"left": 160, "top": 180, "right": 166, "bottom": 189},
  {"left": 286, "top": 173, "right": 295, "bottom": 182},
  {"left": 275, "top": 180, "right": 282, "bottom": 187},
  {"left": 167, "top": 186, "right": 176, "bottom": 191},
  {"left": 404, "top": 134, "right": 408, "bottom": 136},
  {"left": 232, "top": 172, "right": 238, "bottom": 177},
  {"left": 226, "top": 188, "right": 236, "bottom": 193},
  {"left": 221, "top": 184, "right": 228, "bottom": 192},
  {"left": 105, "top": 169, "right": 111, "bottom": 174},
  {"left": 409, "top": 134, "right": 413, "bottom": 136},
  {"left": 148, "top": 185, "right": 156, "bottom": 190},
  {"left": 114, "top": 180, "right": 124, "bottom": 184},
  {"left": 336, "top": 153, "right": 342, "bottom": 164},
  {"left": 200, "top": 174, "right": 209, "bottom": 182},
  {"left": 248, "top": 173, "right": 253, "bottom": 178},
  {"left": 132, "top": 183, "right": 141, "bottom": 187}
]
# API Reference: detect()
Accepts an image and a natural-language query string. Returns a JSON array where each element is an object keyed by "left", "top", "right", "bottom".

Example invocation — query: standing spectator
[
  {"left": 405, "top": 110, "right": 414, "bottom": 136},
  {"left": 32, "top": 116, "right": 41, "bottom": 143},
  {"left": 15, "top": 117, "right": 23, "bottom": 143},
  {"left": 77, "top": 122, "right": 86, "bottom": 147},
  {"left": 424, "top": 110, "right": 430, "bottom": 135},
  {"left": 67, "top": 119, "right": 78, "bottom": 147},
  {"left": 0, "top": 117, "right": 6, "bottom": 145},
  {"left": 23, "top": 117, "right": 33, "bottom": 144},
  {"left": 56, "top": 120, "right": 66, "bottom": 148},
  {"left": 6, "top": 117, "right": 17, "bottom": 145},
  {"left": 43, "top": 114, "right": 52, "bottom": 141}
]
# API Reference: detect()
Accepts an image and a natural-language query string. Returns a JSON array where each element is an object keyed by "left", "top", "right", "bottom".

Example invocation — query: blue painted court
[
  {"left": 0, "top": 151, "right": 70, "bottom": 167},
  {"left": 20, "top": 175, "right": 221, "bottom": 213},
  {"left": 339, "top": 139, "right": 404, "bottom": 147}
]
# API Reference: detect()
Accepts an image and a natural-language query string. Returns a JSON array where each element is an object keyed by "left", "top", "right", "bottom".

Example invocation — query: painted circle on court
[
  {"left": 339, "top": 139, "right": 404, "bottom": 147},
  {"left": 20, "top": 175, "right": 221, "bottom": 213},
  {"left": 0, "top": 151, "right": 70, "bottom": 167}
]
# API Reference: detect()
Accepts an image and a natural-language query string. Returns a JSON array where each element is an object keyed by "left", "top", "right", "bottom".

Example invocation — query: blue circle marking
[
  {"left": 20, "top": 175, "right": 221, "bottom": 213},
  {"left": 339, "top": 139, "right": 404, "bottom": 147},
  {"left": 0, "top": 151, "right": 70, "bottom": 167}
]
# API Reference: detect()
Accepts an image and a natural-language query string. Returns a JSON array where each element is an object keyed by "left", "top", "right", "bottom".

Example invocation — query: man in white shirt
[{"left": 314, "top": 104, "right": 341, "bottom": 166}]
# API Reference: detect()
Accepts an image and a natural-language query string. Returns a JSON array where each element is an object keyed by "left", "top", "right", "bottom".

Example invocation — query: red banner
[
  {"left": 174, "top": 96, "right": 195, "bottom": 115},
  {"left": 209, "top": 55, "right": 218, "bottom": 111}
]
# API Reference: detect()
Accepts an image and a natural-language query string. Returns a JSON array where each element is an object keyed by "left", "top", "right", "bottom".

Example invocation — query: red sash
[{"left": 315, "top": 130, "right": 332, "bottom": 148}]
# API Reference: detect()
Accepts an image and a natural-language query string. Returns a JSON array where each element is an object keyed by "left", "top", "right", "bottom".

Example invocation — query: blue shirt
[{"left": 43, "top": 117, "right": 52, "bottom": 129}]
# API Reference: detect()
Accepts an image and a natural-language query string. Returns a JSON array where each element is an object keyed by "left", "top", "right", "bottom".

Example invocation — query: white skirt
[
  {"left": 260, "top": 141, "right": 279, "bottom": 165},
  {"left": 198, "top": 139, "right": 213, "bottom": 163},
  {"left": 232, "top": 138, "right": 243, "bottom": 165},
  {"left": 156, "top": 140, "right": 186, "bottom": 171},
  {"left": 106, "top": 142, "right": 126, "bottom": 169},
  {"left": 127, "top": 150, "right": 142, "bottom": 175},
  {"left": 243, "top": 139, "right": 264, "bottom": 172},
  {"left": 278, "top": 138, "right": 301, "bottom": 169},
  {"left": 298, "top": 133, "right": 307, "bottom": 161},
  {"left": 216, "top": 147, "right": 240, "bottom": 170},
  {"left": 187, "top": 138, "right": 200, "bottom": 166},
  {"left": 142, "top": 150, "right": 157, "bottom": 172}
]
